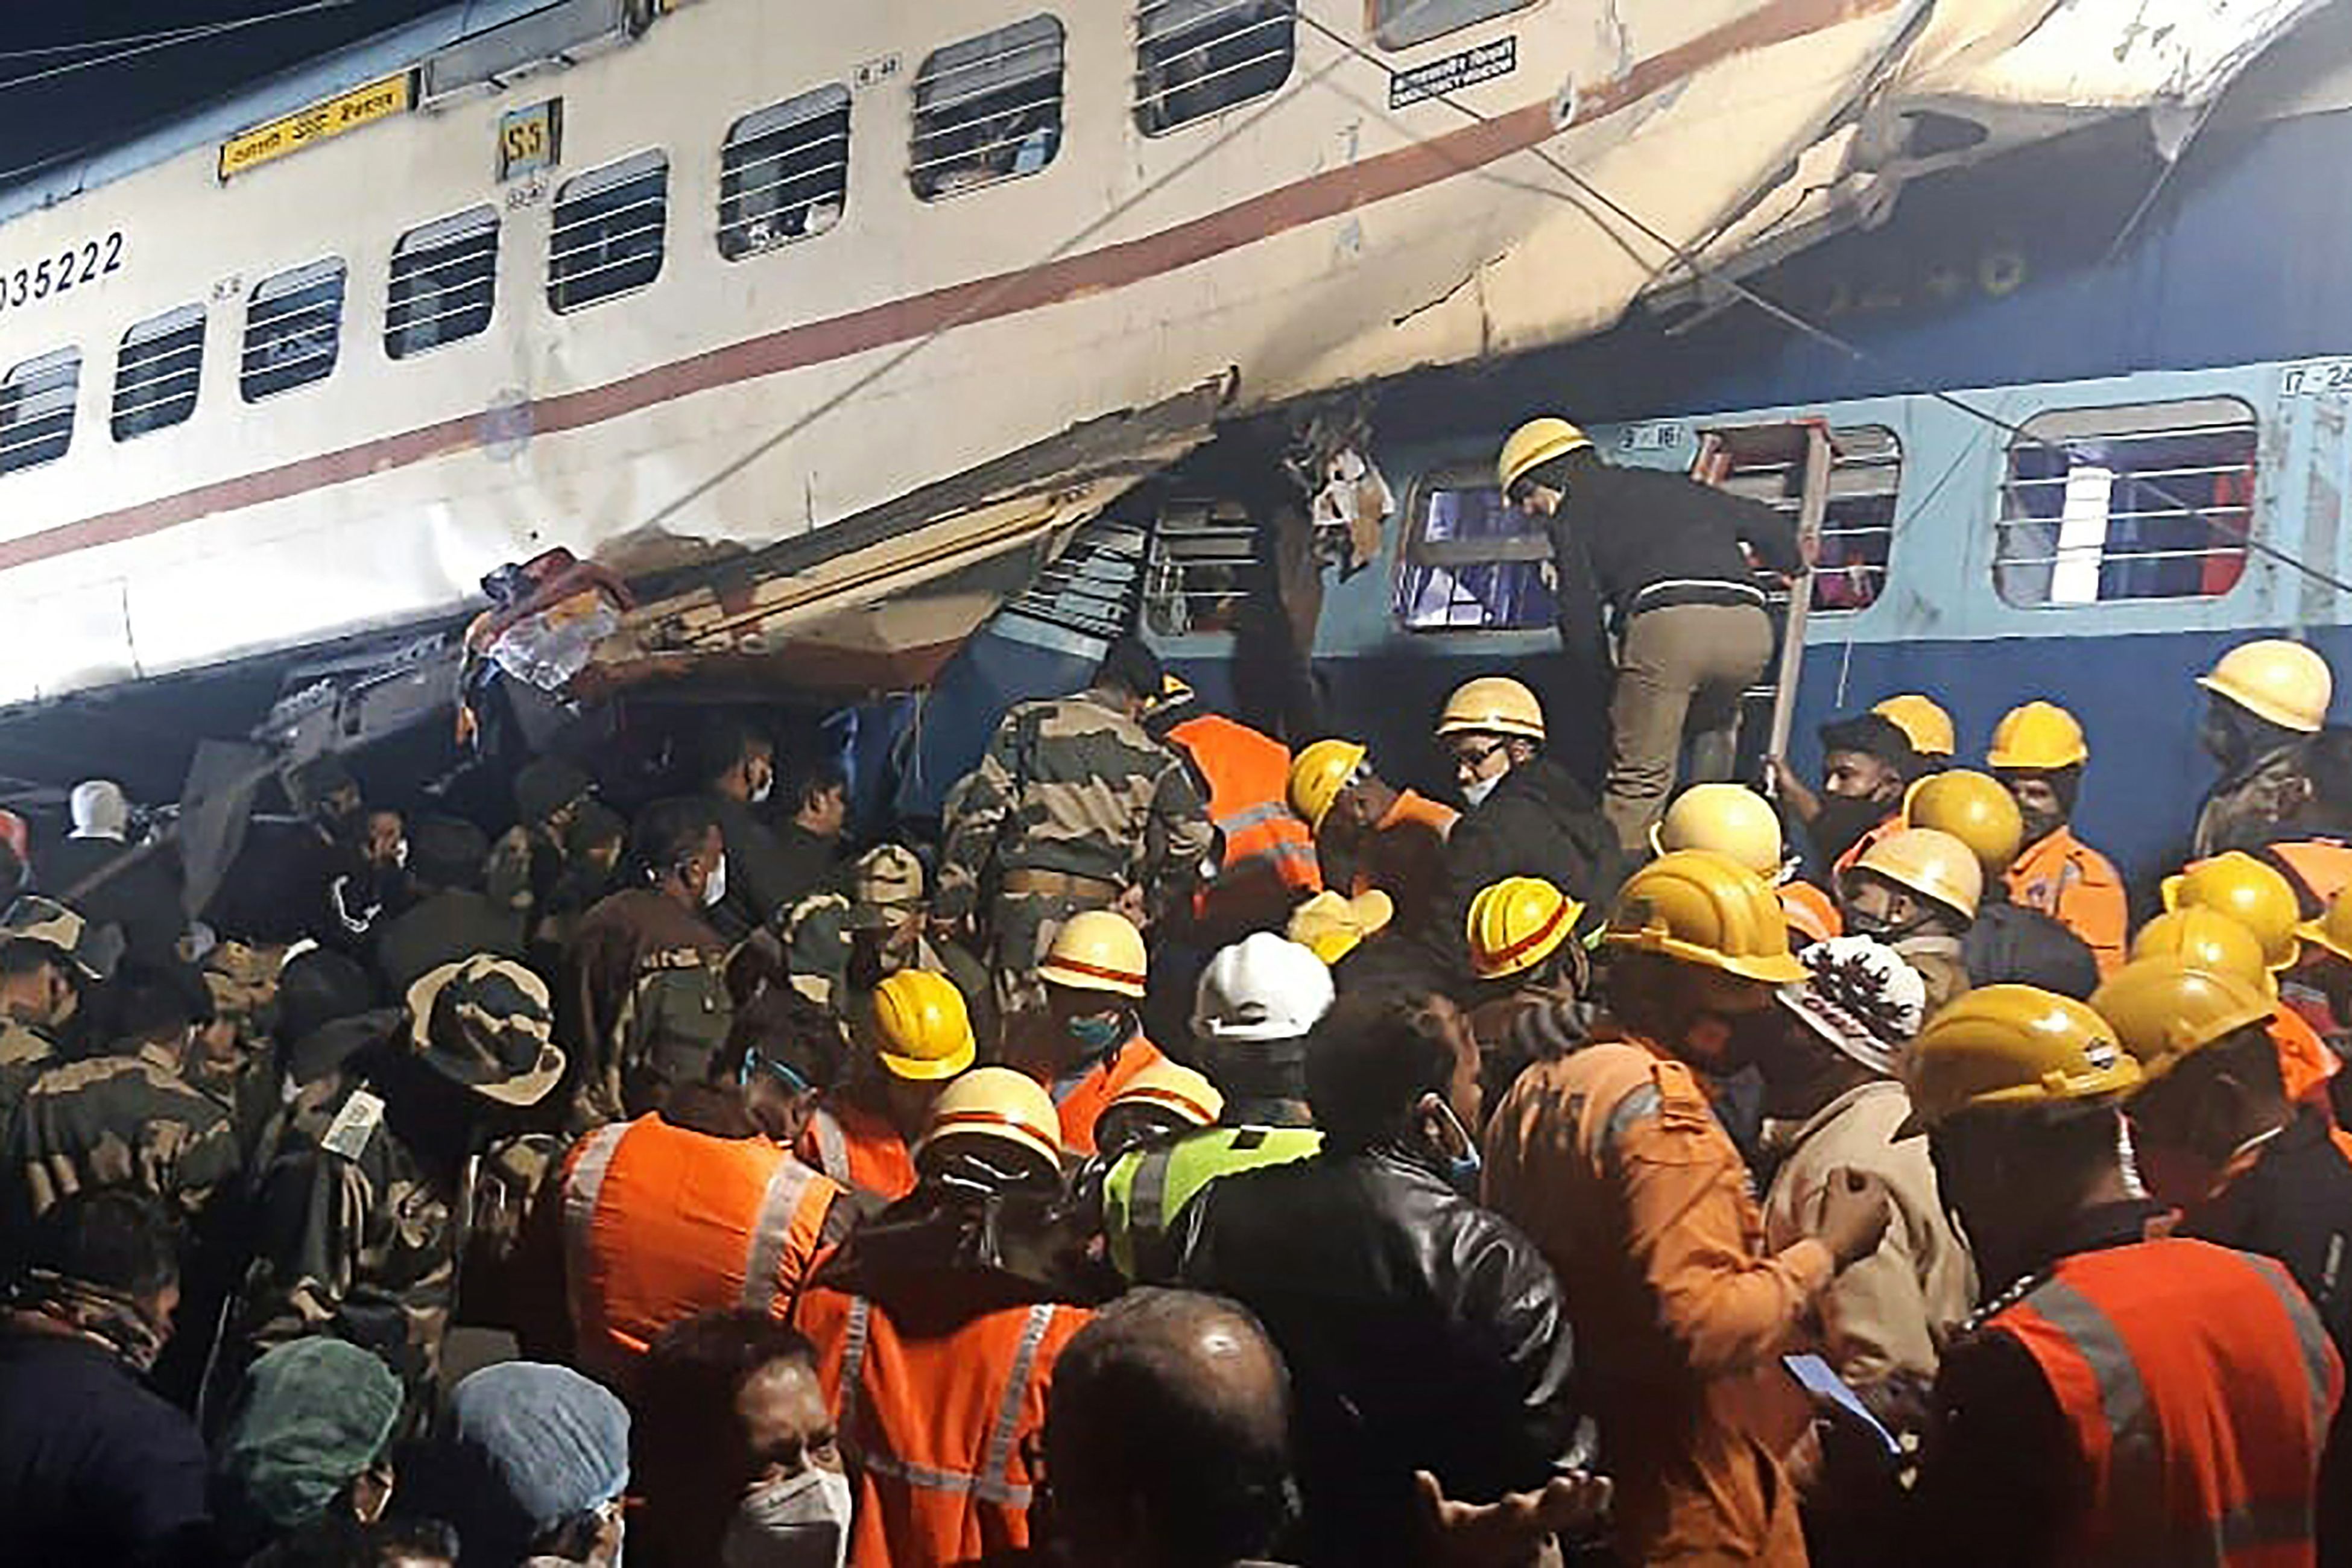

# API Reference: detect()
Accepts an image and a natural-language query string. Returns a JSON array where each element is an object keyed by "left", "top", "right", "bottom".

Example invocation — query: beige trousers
[{"left": 1601, "top": 601, "right": 1776, "bottom": 854}]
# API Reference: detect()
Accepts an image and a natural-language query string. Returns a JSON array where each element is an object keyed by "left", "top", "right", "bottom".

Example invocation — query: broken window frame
[
  {"left": 1373, "top": 0, "right": 1535, "bottom": 51},
  {"left": 241, "top": 259, "right": 346, "bottom": 402},
  {"left": 910, "top": 16, "right": 1066, "bottom": 203},
  {"left": 0, "top": 346, "right": 80, "bottom": 474},
  {"left": 387, "top": 206, "right": 499, "bottom": 359},
  {"left": 548, "top": 150, "right": 668, "bottom": 313},
  {"left": 112, "top": 305, "right": 203, "bottom": 441},
  {"left": 719, "top": 84, "right": 852, "bottom": 260},
  {"left": 1394, "top": 464, "right": 1557, "bottom": 631},
  {"left": 1134, "top": 0, "right": 1297, "bottom": 136}
]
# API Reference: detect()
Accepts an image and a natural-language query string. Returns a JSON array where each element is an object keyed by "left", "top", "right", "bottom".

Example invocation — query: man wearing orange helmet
[{"left": 1031, "top": 911, "right": 1171, "bottom": 1157}]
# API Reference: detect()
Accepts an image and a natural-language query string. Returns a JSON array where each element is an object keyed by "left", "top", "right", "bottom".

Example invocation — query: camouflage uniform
[
  {"left": 0, "top": 1014, "right": 59, "bottom": 1127},
  {"left": 561, "top": 888, "right": 735, "bottom": 1131},
  {"left": 937, "top": 688, "right": 1213, "bottom": 1016},
  {"left": 7, "top": 1042, "right": 242, "bottom": 1224},
  {"left": 2195, "top": 744, "right": 2313, "bottom": 859},
  {"left": 782, "top": 846, "right": 996, "bottom": 1046}
]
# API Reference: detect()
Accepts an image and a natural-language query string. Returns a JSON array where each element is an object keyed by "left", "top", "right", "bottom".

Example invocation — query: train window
[
  {"left": 549, "top": 151, "right": 668, "bottom": 312},
  {"left": 719, "top": 85, "right": 850, "bottom": 259},
  {"left": 1707, "top": 425, "right": 1903, "bottom": 613},
  {"left": 112, "top": 306, "right": 203, "bottom": 441},
  {"left": 0, "top": 348, "right": 79, "bottom": 474},
  {"left": 911, "top": 16, "right": 1064, "bottom": 201},
  {"left": 387, "top": 207, "right": 498, "bottom": 359},
  {"left": 1145, "top": 499, "right": 1260, "bottom": 635},
  {"left": 1375, "top": 0, "right": 1534, "bottom": 50},
  {"left": 241, "top": 259, "right": 346, "bottom": 401},
  {"left": 1135, "top": 1, "right": 1296, "bottom": 134},
  {"left": 1395, "top": 466, "right": 1555, "bottom": 630},
  {"left": 1995, "top": 399, "right": 2255, "bottom": 607}
]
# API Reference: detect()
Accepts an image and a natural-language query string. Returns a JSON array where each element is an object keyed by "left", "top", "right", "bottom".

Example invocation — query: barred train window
[
  {"left": 720, "top": 85, "right": 850, "bottom": 259},
  {"left": 0, "top": 348, "right": 79, "bottom": 474},
  {"left": 387, "top": 207, "right": 498, "bottom": 359},
  {"left": 549, "top": 151, "right": 668, "bottom": 313},
  {"left": 1134, "top": 1, "right": 1296, "bottom": 135},
  {"left": 1709, "top": 425, "right": 1903, "bottom": 614},
  {"left": 242, "top": 260, "right": 345, "bottom": 402},
  {"left": 113, "top": 305, "right": 203, "bottom": 441},
  {"left": 1995, "top": 399, "right": 2254, "bottom": 607},
  {"left": 1375, "top": 0, "right": 1535, "bottom": 50},
  {"left": 1396, "top": 465, "right": 1554, "bottom": 630},
  {"left": 911, "top": 17, "right": 1064, "bottom": 201},
  {"left": 1145, "top": 499, "right": 1260, "bottom": 636}
]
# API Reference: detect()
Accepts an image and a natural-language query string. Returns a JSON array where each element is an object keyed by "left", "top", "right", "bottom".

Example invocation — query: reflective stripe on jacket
[
  {"left": 798, "top": 1285, "right": 1090, "bottom": 1568},
  {"left": 797, "top": 1098, "right": 920, "bottom": 1206},
  {"left": 561, "top": 1113, "right": 841, "bottom": 1386},
  {"left": 1102, "top": 1124, "right": 1322, "bottom": 1282},
  {"left": 2007, "top": 826, "right": 2130, "bottom": 976},
  {"left": 1166, "top": 712, "right": 1322, "bottom": 926},
  {"left": 1989, "top": 1239, "right": 2344, "bottom": 1567}
]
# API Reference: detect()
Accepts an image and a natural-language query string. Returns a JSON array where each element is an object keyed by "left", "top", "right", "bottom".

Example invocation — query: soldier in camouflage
[
  {"left": 781, "top": 842, "right": 995, "bottom": 1047},
  {"left": 0, "top": 896, "right": 122, "bottom": 1126},
  {"left": 485, "top": 755, "right": 595, "bottom": 926},
  {"left": 937, "top": 638, "right": 1215, "bottom": 1026},
  {"left": 231, "top": 954, "right": 566, "bottom": 1409}
]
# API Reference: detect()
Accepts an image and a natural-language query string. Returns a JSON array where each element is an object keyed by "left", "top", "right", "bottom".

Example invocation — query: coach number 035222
[{"left": 0, "top": 231, "right": 125, "bottom": 315}]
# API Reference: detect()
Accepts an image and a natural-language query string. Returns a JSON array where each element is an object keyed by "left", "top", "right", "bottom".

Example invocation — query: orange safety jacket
[
  {"left": 798, "top": 1095, "right": 921, "bottom": 1206},
  {"left": 1833, "top": 809, "right": 1906, "bottom": 879},
  {"left": 2007, "top": 826, "right": 2131, "bottom": 976},
  {"left": 561, "top": 1113, "right": 842, "bottom": 1386},
  {"left": 1776, "top": 879, "right": 1842, "bottom": 946},
  {"left": 1986, "top": 1239, "right": 2342, "bottom": 1566},
  {"left": 2262, "top": 839, "right": 2352, "bottom": 914},
  {"left": 1049, "top": 1035, "right": 1169, "bottom": 1157},
  {"left": 1166, "top": 712, "right": 1321, "bottom": 927},
  {"left": 798, "top": 1285, "right": 1090, "bottom": 1568},
  {"left": 1355, "top": 788, "right": 1458, "bottom": 932}
]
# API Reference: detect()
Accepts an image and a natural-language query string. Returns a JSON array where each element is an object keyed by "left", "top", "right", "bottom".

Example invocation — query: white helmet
[
  {"left": 1774, "top": 935, "right": 1928, "bottom": 1076},
  {"left": 1193, "top": 932, "right": 1335, "bottom": 1045}
]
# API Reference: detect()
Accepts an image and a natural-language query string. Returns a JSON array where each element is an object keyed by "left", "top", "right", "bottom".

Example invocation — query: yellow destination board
[{"left": 219, "top": 72, "right": 414, "bottom": 181}]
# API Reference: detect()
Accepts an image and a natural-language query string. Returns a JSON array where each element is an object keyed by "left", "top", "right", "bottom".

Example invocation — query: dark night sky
[{"left": 1, "top": 1, "right": 455, "bottom": 185}]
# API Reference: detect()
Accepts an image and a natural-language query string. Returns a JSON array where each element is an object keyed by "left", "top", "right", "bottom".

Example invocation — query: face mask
[
  {"left": 1430, "top": 1096, "right": 1482, "bottom": 1196},
  {"left": 391, "top": 839, "right": 410, "bottom": 872},
  {"left": 1067, "top": 1014, "right": 1127, "bottom": 1057},
  {"left": 721, "top": 1467, "right": 853, "bottom": 1568},
  {"left": 1810, "top": 793, "right": 1892, "bottom": 865},
  {"left": 1461, "top": 774, "right": 1500, "bottom": 809},
  {"left": 751, "top": 775, "right": 776, "bottom": 806},
  {"left": 704, "top": 853, "right": 730, "bottom": 908}
]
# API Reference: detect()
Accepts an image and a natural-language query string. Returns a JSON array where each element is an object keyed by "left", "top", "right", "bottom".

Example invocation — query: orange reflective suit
[
  {"left": 1484, "top": 1033, "right": 1826, "bottom": 1564},
  {"left": 798, "top": 1285, "right": 1090, "bottom": 1568},
  {"left": 1777, "top": 879, "right": 1842, "bottom": 946},
  {"left": 1352, "top": 789, "right": 1458, "bottom": 932},
  {"left": 798, "top": 1093, "right": 920, "bottom": 1205},
  {"left": 1048, "top": 1035, "right": 1169, "bottom": 1157},
  {"left": 560, "top": 1112, "right": 843, "bottom": 1386},
  {"left": 1833, "top": 809, "right": 1906, "bottom": 879},
  {"left": 2007, "top": 826, "right": 2130, "bottom": 976},
  {"left": 2265, "top": 839, "right": 2352, "bottom": 911},
  {"left": 1165, "top": 712, "right": 1321, "bottom": 930}
]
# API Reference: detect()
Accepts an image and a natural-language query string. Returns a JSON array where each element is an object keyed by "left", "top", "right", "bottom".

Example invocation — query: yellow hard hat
[
  {"left": 1104, "top": 1058, "right": 1225, "bottom": 1130},
  {"left": 1040, "top": 909, "right": 1149, "bottom": 999},
  {"left": 1872, "top": 694, "right": 1956, "bottom": 759},
  {"left": 1902, "top": 985, "right": 2142, "bottom": 1131},
  {"left": 1853, "top": 827, "right": 1984, "bottom": 922},
  {"left": 2198, "top": 639, "right": 2333, "bottom": 734},
  {"left": 1285, "top": 888, "right": 1394, "bottom": 966},
  {"left": 1152, "top": 674, "right": 1198, "bottom": 713},
  {"left": 1603, "top": 850, "right": 1809, "bottom": 985},
  {"left": 1435, "top": 676, "right": 1547, "bottom": 742},
  {"left": 2299, "top": 885, "right": 2352, "bottom": 967},
  {"left": 1649, "top": 783, "right": 1782, "bottom": 876},
  {"left": 1904, "top": 771, "right": 2024, "bottom": 877},
  {"left": 915, "top": 1064, "right": 1063, "bottom": 1168},
  {"left": 1288, "top": 739, "right": 1369, "bottom": 832},
  {"left": 1467, "top": 876, "right": 1584, "bottom": 981},
  {"left": 2091, "top": 959, "right": 2276, "bottom": 1086},
  {"left": 1985, "top": 700, "right": 2090, "bottom": 771},
  {"left": 1496, "top": 416, "right": 1593, "bottom": 493},
  {"left": 871, "top": 969, "right": 977, "bottom": 1081},
  {"left": 2129, "top": 907, "right": 2279, "bottom": 997},
  {"left": 2161, "top": 852, "right": 2302, "bottom": 971}
]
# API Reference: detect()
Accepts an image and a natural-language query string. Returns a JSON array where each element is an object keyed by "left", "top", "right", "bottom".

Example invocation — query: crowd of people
[{"left": 6, "top": 424, "right": 2352, "bottom": 1568}]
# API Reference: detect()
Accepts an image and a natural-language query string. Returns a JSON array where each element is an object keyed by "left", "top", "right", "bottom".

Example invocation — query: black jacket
[
  {"left": 1177, "top": 1146, "right": 1582, "bottom": 1566},
  {"left": 1962, "top": 892, "right": 2099, "bottom": 999},
  {"left": 372, "top": 888, "right": 525, "bottom": 1000},
  {"left": 1430, "top": 758, "right": 1623, "bottom": 980}
]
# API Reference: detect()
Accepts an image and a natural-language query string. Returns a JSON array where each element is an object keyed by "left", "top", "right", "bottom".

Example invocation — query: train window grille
[
  {"left": 1134, "top": 0, "right": 1296, "bottom": 135},
  {"left": 1374, "top": 0, "right": 1535, "bottom": 50},
  {"left": 1707, "top": 425, "right": 1903, "bottom": 615},
  {"left": 719, "top": 85, "right": 850, "bottom": 259},
  {"left": 1145, "top": 500, "right": 1262, "bottom": 636},
  {"left": 0, "top": 347, "right": 78, "bottom": 474},
  {"left": 1396, "top": 466, "right": 1555, "bottom": 630},
  {"left": 549, "top": 151, "right": 668, "bottom": 312},
  {"left": 1995, "top": 399, "right": 2256, "bottom": 607},
  {"left": 112, "top": 305, "right": 203, "bottom": 441},
  {"left": 387, "top": 207, "right": 498, "bottom": 359},
  {"left": 242, "top": 259, "right": 346, "bottom": 402},
  {"left": 911, "top": 16, "right": 1064, "bottom": 201}
]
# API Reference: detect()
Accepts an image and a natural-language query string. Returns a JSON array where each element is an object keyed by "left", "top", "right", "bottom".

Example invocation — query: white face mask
[
  {"left": 703, "top": 853, "right": 730, "bottom": 908},
  {"left": 750, "top": 774, "right": 776, "bottom": 806},
  {"left": 391, "top": 838, "right": 410, "bottom": 871},
  {"left": 720, "top": 1467, "right": 852, "bottom": 1568},
  {"left": 1461, "top": 774, "right": 1501, "bottom": 809}
]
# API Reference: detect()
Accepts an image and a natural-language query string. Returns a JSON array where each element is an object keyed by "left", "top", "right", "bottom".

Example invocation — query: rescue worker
[
  {"left": 795, "top": 1066, "right": 1093, "bottom": 1568},
  {"left": 1285, "top": 887, "right": 1394, "bottom": 967},
  {"left": 2167, "top": 850, "right": 2307, "bottom": 972},
  {"left": 1286, "top": 738, "right": 1456, "bottom": 934},
  {"left": 1482, "top": 850, "right": 1891, "bottom": 1565},
  {"left": 1655, "top": 780, "right": 1841, "bottom": 946},
  {"left": 937, "top": 636, "right": 1213, "bottom": 1023},
  {"left": 1498, "top": 416, "right": 1803, "bottom": 852},
  {"left": 1088, "top": 1058, "right": 1224, "bottom": 1165},
  {"left": 2293, "top": 890, "right": 2352, "bottom": 1127},
  {"left": 779, "top": 842, "right": 991, "bottom": 1042},
  {"left": 1430, "top": 675, "right": 1623, "bottom": 980},
  {"left": 1985, "top": 701, "right": 2130, "bottom": 973},
  {"left": 1775, "top": 709, "right": 1920, "bottom": 876},
  {"left": 1101, "top": 933, "right": 1329, "bottom": 1283},
  {"left": 1757, "top": 937, "right": 1973, "bottom": 1390},
  {"left": 695, "top": 721, "right": 800, "bottom": 940},
  {"left": 2198, "top": 637, "right": 2335, "bottom": 858},
  {"left": 1463, "top": 875, "right": 1592, "bottom": 1110},
  {"left": 2257, "top": 729, "right": 2352, "bottom": 916},
  {"left": 234, "top": 955, "right": 566, "bottom": 1408},
  {"left": 560, "top": 798, "right": 735, "bottom": 1130},
  {"left": 1891, "top": 985, "right": 2342, "bottom": 1566},
  {"left": 487, "top": 754, "right": 595, "bottom": 926},
  {"left": 553, "top": 1018, "right": 850, "bottom": 1388},
  {"left": 0, "top": 896, "right": 118, "bottom": 1124},
  {"left": 1180, "top": 989, "right": 1584, "bottom": 1567},
  {"left": 1910, "top": 766, "right": 2101, "bottom": 997},
  {"left": 1023, "top": 909, "right": 1167, "bottom": 1156},
  {"left": 1873, "top": 694, "right": 1957, "bottom": 766},
  {"left": 798, "top": 967, "right": 976, "bottom": 1206},
  {"left": 1842, "top": 827, "right": 1983, "bottom": 1013},
  {"left": 1148, "top": 675, "right": 1321, "bottom": 937}
]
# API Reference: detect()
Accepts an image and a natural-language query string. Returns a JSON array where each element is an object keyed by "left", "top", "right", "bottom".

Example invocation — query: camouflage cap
[
  {"left": 846, "top": 843, "right": 927, "bottom": 931},
  {"left": 405, "top": 955, "right": 565, "bottom": 1107},
  {"left": 0, "top": 895, "right": 122, "bottom": 982}
]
